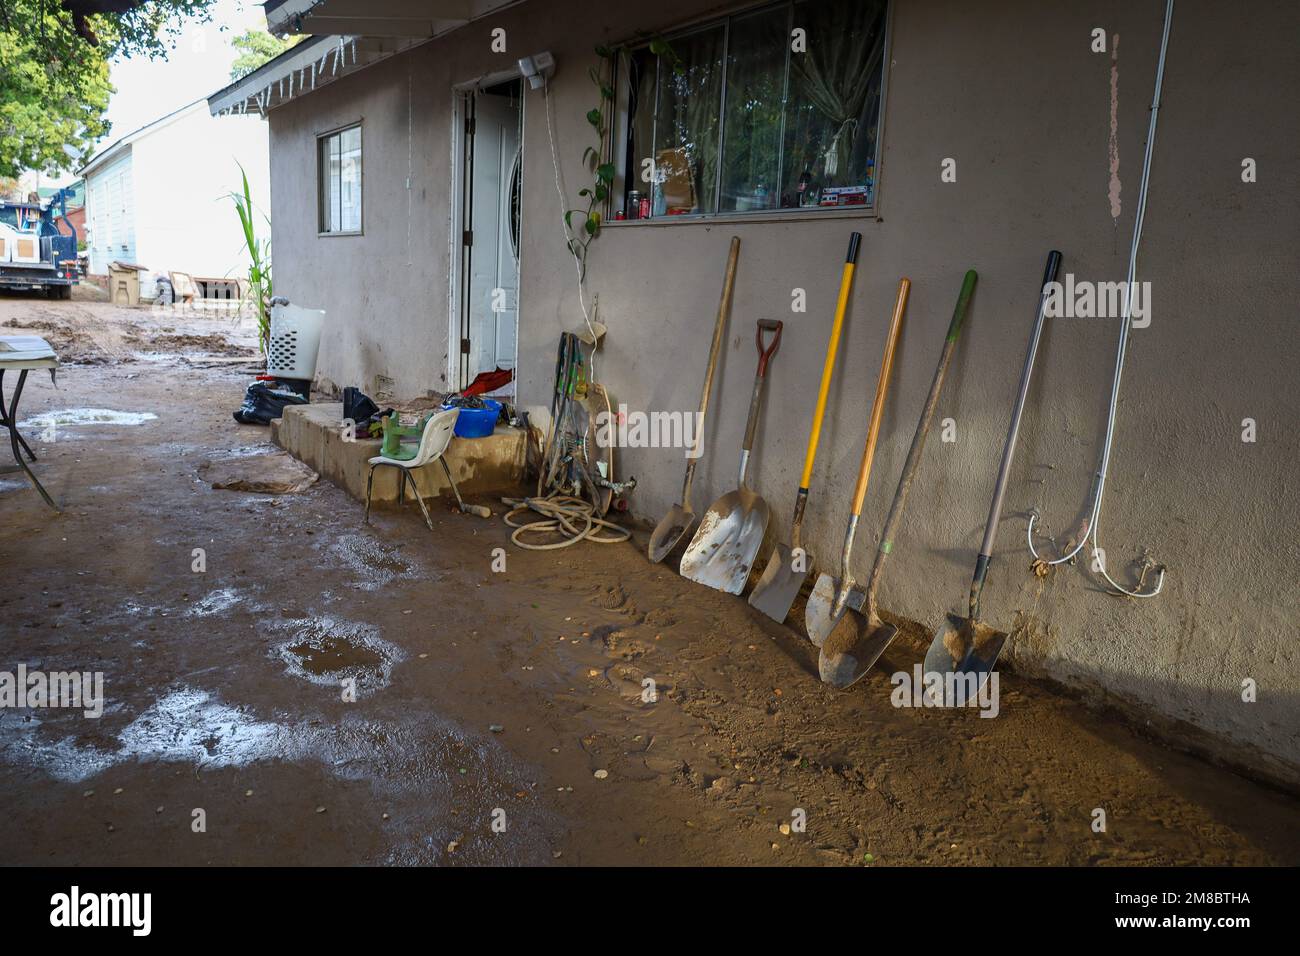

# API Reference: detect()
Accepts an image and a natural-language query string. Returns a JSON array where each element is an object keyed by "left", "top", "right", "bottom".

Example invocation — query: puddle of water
[
  {"left": 186, "top": 588, "right": 245, "bottom": 618},
  {"left": 327, "top": 534, "right": 423, "bottom": 590},
  {"left": 18, "top": 408, "right": 158, "bottom": 429},
  {"left": 0, "top": 687, "right": 562, "bottom": 863},
  {"left": 273, "top": 616, "right": 403, "bottom": 696}
]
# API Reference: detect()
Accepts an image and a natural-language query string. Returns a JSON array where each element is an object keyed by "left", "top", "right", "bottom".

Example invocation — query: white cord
[{"left": 543, "top": 82, "right": 599, "bottom": 379}]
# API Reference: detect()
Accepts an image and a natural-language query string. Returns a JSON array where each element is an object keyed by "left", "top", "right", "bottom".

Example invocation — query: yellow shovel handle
[
  {"left": 800, "top": 234, "right": 862, "bottom": 489},
  {"left": 851, "top": 278, "right": 910, "bottom": 516}
]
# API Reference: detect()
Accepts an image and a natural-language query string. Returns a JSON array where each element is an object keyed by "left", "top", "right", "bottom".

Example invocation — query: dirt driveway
[{"left": 1, "top": 293, "right": 1297, "bottom": 866}]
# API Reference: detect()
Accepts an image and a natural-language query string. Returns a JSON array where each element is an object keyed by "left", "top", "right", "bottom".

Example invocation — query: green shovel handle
[{"left": 947, "top": 270, "right": 978, "bottom": 342}]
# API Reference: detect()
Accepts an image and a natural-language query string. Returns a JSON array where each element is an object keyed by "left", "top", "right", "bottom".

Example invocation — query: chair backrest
[{"left": 407, "top": 408, "right": 459, "bottom": 467}]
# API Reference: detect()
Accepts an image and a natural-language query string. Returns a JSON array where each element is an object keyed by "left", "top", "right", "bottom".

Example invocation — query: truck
[{"left": 0, "top": 186, "right": 80, "bottom": 299}]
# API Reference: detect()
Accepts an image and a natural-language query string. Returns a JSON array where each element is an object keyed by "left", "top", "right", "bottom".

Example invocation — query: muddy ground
[{"left": 1, "top": 291, "right": 1297, "bottom": 866}]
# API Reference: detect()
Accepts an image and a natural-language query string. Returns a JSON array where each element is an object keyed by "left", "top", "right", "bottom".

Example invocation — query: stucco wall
[{"left": 266, "top": 0, "right": 1300, "bottom": 784}]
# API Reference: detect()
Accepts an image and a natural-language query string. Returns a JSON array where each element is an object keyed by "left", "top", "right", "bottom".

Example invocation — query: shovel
[
  {"left": 923, "top": 250, "right": 1062, "bottom": 705},
  {"left": 648, "top": 237, "right": 740, "bottom": 563},
  {"left": 818, "top": 270, "right": 979, "bottom": 687},
  {"left": 806, "top": 278, "right": 910, "bottom": 648},
  {"left": 679, "top": 319, "right": 783, "bottom": 593},
  {"left": 749, "top": 232, "right": 861, "bottom": 622}
]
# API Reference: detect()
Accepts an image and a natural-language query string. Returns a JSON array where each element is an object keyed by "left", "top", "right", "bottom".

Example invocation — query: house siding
[
  {"left": 84, "top": 103, "right": 269, "bottom": 287},
  {"left": 265, "top": 0, "right": 1300, "bottom": 785},
  {"left": 85, "top": 151, "right": 135, "bottom": 274}
]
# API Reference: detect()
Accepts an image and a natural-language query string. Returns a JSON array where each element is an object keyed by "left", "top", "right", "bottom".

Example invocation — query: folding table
[{"left": 0, "top": 335, "right": 60, "bottom": 510}]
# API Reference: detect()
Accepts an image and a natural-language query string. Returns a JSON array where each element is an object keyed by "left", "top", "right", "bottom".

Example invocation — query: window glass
[
  {"left": 650, "top": 25, "right": 724, "bottom": 216},
  {"left": 783, "top": 0, "right": 887, "bottom": 209},
  {"left": 339, "top": 125, "right": 362, "bottom": 232},
  {"left": 319, "top": 125, "right": 361, "bottom": 233},
  {"left": 617, "top": 0, "right": 887, "bottom": 219},
  {"left": 719, "top": 5, "right": 788, "bottom": 212}
]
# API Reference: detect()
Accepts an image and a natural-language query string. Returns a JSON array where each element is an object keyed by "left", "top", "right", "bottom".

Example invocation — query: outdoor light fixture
[{"left": 517, "top": 51, "right": 555, "bottom": 89}]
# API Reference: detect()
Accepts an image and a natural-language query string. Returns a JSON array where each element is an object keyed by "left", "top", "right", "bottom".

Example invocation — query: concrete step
[{"left": 272, "top": 402, "right": 527, "bottom": 506}]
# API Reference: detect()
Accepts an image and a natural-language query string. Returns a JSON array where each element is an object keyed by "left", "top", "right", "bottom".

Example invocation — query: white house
[{"left": 81, "top": 99, "right": 270, "bottom": 297}]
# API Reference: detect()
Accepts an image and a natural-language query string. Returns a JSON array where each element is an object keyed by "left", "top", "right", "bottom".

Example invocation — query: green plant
[
  {"left": 564, "top": 39, "right": 682, "bottom": 279},
  {"left": 563, "top": 45, "right": 616, "bottom": 281},
  {"left": 230, "top": 163, "right": 272, "bottom": 355}
]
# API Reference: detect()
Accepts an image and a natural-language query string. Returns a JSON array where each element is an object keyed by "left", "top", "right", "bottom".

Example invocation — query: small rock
[
  {"left": 315, "top": 806, "right": 326, "bottom": 814},
  {"left": 593, "top": 769, "right": 609, "bottom": 779},
  {"left": 447, "top": 840, "right": 459, "bottom": 853},
  {"left": 489, "top": 724, "right": 504, "bottom": 733},
  {"left": 779, "top": 823, "right": 791, "bottom": 835},
  {"left": 245, "top": 789, "right": 254, "bottom": 797}
]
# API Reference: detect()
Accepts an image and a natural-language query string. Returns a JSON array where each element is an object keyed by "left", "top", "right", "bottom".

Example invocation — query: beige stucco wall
[{"left": 266, "top": 0, "right": 1300, "bottom": 784}]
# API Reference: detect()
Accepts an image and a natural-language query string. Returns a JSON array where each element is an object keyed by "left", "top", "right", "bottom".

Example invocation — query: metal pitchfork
[{"left": 1027, "top": 0, "right": 1174, "bottom": 599}]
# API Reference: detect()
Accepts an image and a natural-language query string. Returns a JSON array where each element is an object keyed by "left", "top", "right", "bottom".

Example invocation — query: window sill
[
  {"left": 317, "top": 230, "right": 364, "bottom": 238},
  {"left": 601, "top": 206, "right": 878, "bottom": 228}
]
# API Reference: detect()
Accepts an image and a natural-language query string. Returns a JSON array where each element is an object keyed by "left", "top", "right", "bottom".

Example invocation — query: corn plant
[{"left": 231, "top": 163, "right": 272, "bottom": 355}]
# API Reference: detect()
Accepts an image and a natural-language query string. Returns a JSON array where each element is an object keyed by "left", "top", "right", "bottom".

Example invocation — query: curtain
[{"left": 790, "top": 0, "right": 887, "bottom": 178}]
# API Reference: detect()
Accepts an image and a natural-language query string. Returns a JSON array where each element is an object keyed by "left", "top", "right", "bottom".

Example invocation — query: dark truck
[{"left": 0, "top": 187, "right": 80, "bottom": 299}]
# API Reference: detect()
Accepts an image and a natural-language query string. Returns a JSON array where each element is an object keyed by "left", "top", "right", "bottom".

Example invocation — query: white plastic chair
[{"left": 364, "top": 408, "right": 469, "bottom": 530}]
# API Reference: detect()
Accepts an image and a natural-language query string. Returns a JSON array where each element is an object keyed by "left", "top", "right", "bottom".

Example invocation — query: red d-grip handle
[{"left": 756, "top": 319, "right": 783, "bottom": 375}]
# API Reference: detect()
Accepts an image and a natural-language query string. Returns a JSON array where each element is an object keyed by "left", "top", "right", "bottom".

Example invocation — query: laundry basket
[{"left": 267, "top": 302, "right": 325, "bottom": 382}]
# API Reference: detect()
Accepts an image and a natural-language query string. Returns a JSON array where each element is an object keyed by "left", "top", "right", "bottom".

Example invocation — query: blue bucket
[{"left": 445, "top": 399, "right": 501, "bottom": 438}]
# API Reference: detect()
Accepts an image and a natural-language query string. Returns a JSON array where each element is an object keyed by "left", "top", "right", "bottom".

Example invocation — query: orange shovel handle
[{"left": 850, "top": 278, "right": 910, "bottom": 516}]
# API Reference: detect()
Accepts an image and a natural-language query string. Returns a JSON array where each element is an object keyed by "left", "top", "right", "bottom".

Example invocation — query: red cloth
[{"left": 462, "top": 367, "right": 514, "bottom": 396}]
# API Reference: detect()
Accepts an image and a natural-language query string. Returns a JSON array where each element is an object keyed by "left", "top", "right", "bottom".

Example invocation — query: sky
[{"left": 37, "top": 0, "right": 267, "bottom": 187}]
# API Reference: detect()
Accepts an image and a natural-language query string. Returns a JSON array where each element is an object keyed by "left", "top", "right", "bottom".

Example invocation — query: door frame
[{"left": 447, "top": 69, "right": 526, "bottom": 395}]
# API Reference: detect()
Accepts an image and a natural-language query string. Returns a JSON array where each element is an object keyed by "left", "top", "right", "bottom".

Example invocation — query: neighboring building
[
  {"left": 209, "top": 0, "right": 1300, "bottom": 786},
  {"left": 81, "top": 99, "right": 270, "bottom": 296}
]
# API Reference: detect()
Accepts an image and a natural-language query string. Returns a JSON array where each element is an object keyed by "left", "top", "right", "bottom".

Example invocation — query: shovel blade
[
  {"left": 747, "top": 543, "right": 809, "bottom": 623},
  {"left": 818, "top": 617, "right": 898, "bottom": 689},
  {"left": 804, "top": 573, "right": 864, "bottom": 648},
  {"left": 679, "top": 493, "right": 770, "bottom": 594},
  {"left": 648, "top": 503, "right": 693, "bottom": 564},
  {"left": 923, "top": 613, "right": 1007, "bottom": 706}
]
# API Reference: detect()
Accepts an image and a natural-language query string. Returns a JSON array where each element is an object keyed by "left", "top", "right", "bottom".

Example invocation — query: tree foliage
[
  {"left": 230, "top": 28, "right": 303, "bottom": 81},
  {"left": 0, "top": 0, "right": 217, "bottom": 178}
]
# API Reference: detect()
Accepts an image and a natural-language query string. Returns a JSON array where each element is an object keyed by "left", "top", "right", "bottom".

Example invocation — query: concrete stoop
[{"left": 272, "top": 402, "right": 527, "bottom": 506}]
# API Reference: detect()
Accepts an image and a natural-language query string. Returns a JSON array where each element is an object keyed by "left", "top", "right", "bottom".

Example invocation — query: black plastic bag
[{"left": 233, "top": 381, "right": 309, "bottom": 426}]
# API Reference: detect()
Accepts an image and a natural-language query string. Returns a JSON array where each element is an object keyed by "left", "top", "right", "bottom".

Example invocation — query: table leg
[
  {"left": 3, "top": 369, "right": 58, "bottom": 511},
  {"left": 0, "top": 370, "right": 37, "bottom": 461}
]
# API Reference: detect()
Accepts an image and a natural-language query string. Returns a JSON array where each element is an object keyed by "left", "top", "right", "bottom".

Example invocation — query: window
[
  {"left": 614, "top": 0, "right": 887, "bottom": 220},
  {"left": 318, "top": 124, "right": 362, "bottom": 234}
]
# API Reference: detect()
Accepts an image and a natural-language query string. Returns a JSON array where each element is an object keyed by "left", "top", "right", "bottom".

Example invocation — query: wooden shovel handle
[{"left": 850, "top": 278, "right": 910, "bottom": 517}]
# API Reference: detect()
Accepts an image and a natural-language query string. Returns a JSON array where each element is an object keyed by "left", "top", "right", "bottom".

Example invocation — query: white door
[{"left": 463, "top": 89, "right": 521, "bottom": 389}]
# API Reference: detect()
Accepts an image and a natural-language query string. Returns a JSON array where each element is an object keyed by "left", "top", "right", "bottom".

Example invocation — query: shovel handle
[
  {"left": 755, "top": 318, "right": 783, "bottom": 373},
  {"left": 681, "top": 237, "right": 741, "bottom": 505},
  {"left": 866, "top": 270, "right": 977, "bottom": 600},
  {"left": 798, "top": 233, "right": 861, "bottom": 493},
  {"left": 970, "top": 250, "right": 1062, "bottom": 620},
  {"left": 850, "top": 278, "right": 909, "bottom": 518},
  {"left": 742, "top": 320, "right": 783, "bottom": 454}
]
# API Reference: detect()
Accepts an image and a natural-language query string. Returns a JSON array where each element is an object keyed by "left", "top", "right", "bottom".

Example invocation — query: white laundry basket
[{"left": 267, "top": 302, "right": 325, "bottom": 381}]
